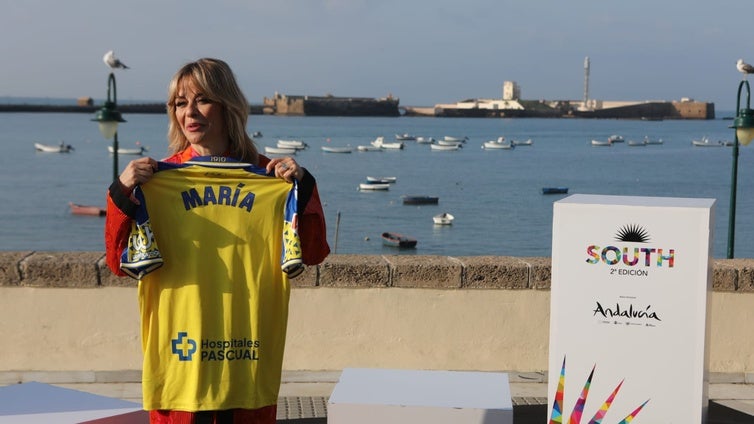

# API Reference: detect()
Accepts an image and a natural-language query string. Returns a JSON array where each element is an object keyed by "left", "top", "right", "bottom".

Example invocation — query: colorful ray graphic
[{"left": 549, "top": 356, "right": 650, "bottom": 424}]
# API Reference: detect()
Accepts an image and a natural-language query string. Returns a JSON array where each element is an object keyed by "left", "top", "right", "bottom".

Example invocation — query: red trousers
[{"left": 149, "top": 405, "right": 277, "bottom": 424}]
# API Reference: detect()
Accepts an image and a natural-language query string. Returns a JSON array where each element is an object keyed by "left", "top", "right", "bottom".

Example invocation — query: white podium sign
[{"left": 548, "top": 194, "right": 714, "bottom": 423}]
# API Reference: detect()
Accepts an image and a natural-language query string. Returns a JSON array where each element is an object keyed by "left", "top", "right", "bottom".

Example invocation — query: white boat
[
  {"left": 371, "top": 136, "right": 404, "bottom": 150},
  {"left": 433, "top": 212, "right": 454, "bottom": 225},
  {"left": 265, "top": 146, "right": 297, "bottom": 155},
  {"left": 608, "top": 134, "right": 625, "bottom": 143},
  {"left": 692, "top": 136, "right": 722, "bottom": 147},
  {"left": 321, "top": 145, "right": 353, "bottom": 153},
  {"left": 591, "top": 139, "right": 612, "bottom": 146},
  {"left": 107, "top": 145, "right": 148, "bottom": 155},
  {"left": 395, "top": 133, "right": 416, "bottom": 141},
  {"left": 34, "top": 142, "right": 73, "bottom": 153},
  {"left": 627, "top": 139, "right": 647, "bottom": 147},
  {"left": 430, "top": 143, "right": 460, "bottom": 151},
  {"left": 357, "top": 145, "right": 382, "bottom": 152},
  {"left": 644, "top": 136, "right": 664, "bottom": 145},
  {"left": 415, "top": 136, "right": 435, "bottom": 144},
  {"left": 358, "top": 182, "right": 390, "bottom": 191},
  {"left": 482, "top": 137, "right": 514, "bottom": 150},
  {"left": 437, "top": 139, "right": 464, "bottom": 146},
  {"left": 366, "top": 176, "right": 397, "bottom": 183},
  {"left": 512, "top": 138, "right": 533, "bottom": 146},
  {"left": 443, "top": 136, "right": 468, "bottom": 143},
  {"left": 277, "top": 139, "right": 308, "bottom": 150}
]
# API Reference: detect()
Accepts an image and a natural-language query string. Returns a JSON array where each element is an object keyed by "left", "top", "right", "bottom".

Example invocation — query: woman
[{"left": 105, "top": 58, "right": 329, "bottom": 424}]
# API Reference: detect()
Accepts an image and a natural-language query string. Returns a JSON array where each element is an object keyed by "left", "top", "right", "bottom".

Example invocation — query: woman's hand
[
  {"left": 119, "top": 157, "right": 159, "bottom": 193},
  {"left": 266, "top": 157, "right": 304, "bottom": 183}
]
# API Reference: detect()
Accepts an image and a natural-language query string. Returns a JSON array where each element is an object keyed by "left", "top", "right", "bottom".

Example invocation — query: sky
[{"left": 2, "top": 1, "right": 752, "bottom": 110}]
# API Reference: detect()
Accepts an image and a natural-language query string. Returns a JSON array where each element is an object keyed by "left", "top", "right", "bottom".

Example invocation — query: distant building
[
  {"left": 503, "top": 81, "right": 520, "bottom": 101},
  {"left": 77, "top": 97, "right": 93, "bottom": 107}
]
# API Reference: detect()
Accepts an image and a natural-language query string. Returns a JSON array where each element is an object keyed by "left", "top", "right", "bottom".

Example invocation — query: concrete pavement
[{"left": 4, "top": 370, "right": 754, "bottom": 422}]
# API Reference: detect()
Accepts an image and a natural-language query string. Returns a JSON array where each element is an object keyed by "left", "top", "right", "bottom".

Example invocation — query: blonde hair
[{"left": 166, "top": 58, "right": 258, "bottom": 164}]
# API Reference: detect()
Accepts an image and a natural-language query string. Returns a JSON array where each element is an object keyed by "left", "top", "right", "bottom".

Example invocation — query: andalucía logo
[
  {"left": 585, "top": 224, "right": 675, "bottom": 270},
  {"left": 172, "top": 332, "right": 197, "bottom": 361}
]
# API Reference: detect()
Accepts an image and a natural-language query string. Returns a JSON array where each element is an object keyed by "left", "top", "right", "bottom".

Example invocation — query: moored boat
[
  {"left": 69, "top": 202, "right": 106, "bottom": 217},
  {"left": 35, "top": 142, "right": 73, "bottom": 153},
  {"left": 395, "top": 133, "right": 416, "bottom": 141},
  {"left": 358, "top": 183, "right": 390, "bottom": 191},
  {"left": 692, "top": 136, "right": 723, "bottom": 147},
  {"left": 357, "top": 145, "right": 382, "bottom": 152},
  {"left": 381, "top": 232, "right": 417, "bottom": 248},
  {"left": 277, "top": 139, "right": 308, "bottom": 149},
  {"left": 265, "top": 146, "right": 297, "bottom": 155},
  {"left": 371, "top": 136, "right": 404, "bottom": 150},
  {"left": 443, "top": 136, "right": 468, "bottom": 143},
  {"left": 512, "top": 138, "right": 533, "bottom": 146},
  {"left": 542, "top": 187, "right": 569, "bottom": 195},
  {"left": 321, "top": 145, "right": 353, "bottom": 153},
  {"left": 366, "top": 176, "right": 397, "bottom": 183},
  {"left": 482, "top": 137, "right": 514, "bottom": 150},
  {"left": 627, "top": 139, "right": 647, "bottom": 147},
  {"left": 608, "top": 134, "right": 625, "bottom": 143},
  {"left": 403, "top": 195, "right": 439, "bottom": 205},
  {"left": 430, "top": 143, "right": 460, "bottom": 151},
  {"left": 591, "top": 139, "right": 612, "bottom": 146},
  {"left": 433, "top": 212, "right": 454, "bottom": 225},
  {"left": 108, "top": 144, "right": 148, "bottom": 155}
]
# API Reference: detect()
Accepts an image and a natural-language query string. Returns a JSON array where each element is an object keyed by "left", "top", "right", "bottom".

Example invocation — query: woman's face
[{"left": 174, "top": 78, "right": 228, "bottom": 154}]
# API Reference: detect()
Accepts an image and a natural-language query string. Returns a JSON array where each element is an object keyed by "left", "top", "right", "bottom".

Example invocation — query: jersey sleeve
[
  {"left": 281, "top": 181, "right": 304, "bottom": 278},
  {"left": 119, "top": 187, "right": 164, "bottom": 279}
]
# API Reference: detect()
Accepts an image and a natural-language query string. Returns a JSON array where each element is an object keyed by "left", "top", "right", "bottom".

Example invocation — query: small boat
[
  {"left": 608, "top": 135, "right": 625, "bottom": 143},
  {"left": 482, "top": 137, "right": 514, "bottom": 150},
  {"left": 644, "top": 136, "right": 664, "bottom": 145},
  {"left": 35, "top": 142, "right": 73, "bottom": 153},
  {"left": 512, "top": 139, "right": 533, "bottom": 146},
  {"left": 321, "top": 146, "right": 353, "bottom": 153},
  {"left": 415, "top": 136, "right": 435, "bottom": 144},
  {"left": 627, "top": 139, "right": 647, "bottom": 147},
  {"left": 443, "top": 136, "right": 468, "bottom": 143},
  {"left": 358, "top": 183, "right": 390, "bottom": 191},
  {"left": 108, "top": 144, "right": 148, "bottom": 155},
  {"left": 542, "top": 187, "right": 569, "bottom": 195},
  {"left": 591, "top": 139, "right": 612, "bottom": 147},
  {"left": 433, "top": 212, "right": 454, "bottom": 225},
  {"left": 692, "top": 137, "right": 723, "bottom": 147},
  {"left": 277, "top": 139, "right": 308, "bottom": 150},
  {"left": 357, "top": 145, "right": 382, "bottom": 152},
  {"left": 69, "top": 202, "right": 106, "bottom": 217},
  {"left": 265, "top": 146, "right": 297, "bottom": 155},
  {"left": 430, "top": 143, "right": 460, "bottom": 151},
  {"left": 251, "top": 131, "right": 263, "bottom": 138},
  {"left": 402, "top": 195, "right": 439, "bottom": 205},
  {"left": 395, "top": 133, "right": 416, "bottom": 141},
  {"left": 436, "top": 139, "right": 464, "bottom": 146},
  {"left": 381, "top": 232, "right": 417, "bottom": 248},
  {"left": 371, "top": 136, "right": 404, "bottom": 150},
  {"left": 366, "top": 176, "right": 397, "bottom": 183}
]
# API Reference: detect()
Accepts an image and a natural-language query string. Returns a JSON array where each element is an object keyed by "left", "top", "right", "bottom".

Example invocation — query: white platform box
[
  {"left": 549, "top": 194, "right": 714, "bottom": 423},
  {"left": 328, "top": 368, "right": 512, "bottom": 424}
]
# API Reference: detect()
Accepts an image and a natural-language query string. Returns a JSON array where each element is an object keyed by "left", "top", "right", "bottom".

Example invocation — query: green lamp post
[
  {"left": 92, "top": 72, "right": 126, "bottom": 182},
  {"left": 726, "top": 79, "right": 754, "bottom": 258}
]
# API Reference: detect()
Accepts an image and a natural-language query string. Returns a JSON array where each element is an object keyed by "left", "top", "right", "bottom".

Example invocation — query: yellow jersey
[{"left": 121, "top": 157, "right": 302, "bottom": 411}]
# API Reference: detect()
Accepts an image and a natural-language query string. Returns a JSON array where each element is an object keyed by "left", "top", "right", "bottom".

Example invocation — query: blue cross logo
[{"left": 171, "top": 332, "right": 197, "bottom": 361}]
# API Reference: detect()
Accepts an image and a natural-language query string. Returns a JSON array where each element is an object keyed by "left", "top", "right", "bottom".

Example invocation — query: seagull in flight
[
  {"left": 103, "top": 50, "right": 129, "bottom": 70},
  {"left": 737, "top": 59, "right": 754, "bottom": 79}
]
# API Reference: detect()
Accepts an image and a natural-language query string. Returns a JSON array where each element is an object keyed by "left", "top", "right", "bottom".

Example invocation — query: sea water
[{"left": 1, "top": 112, "right": 752, "bottom": 259}]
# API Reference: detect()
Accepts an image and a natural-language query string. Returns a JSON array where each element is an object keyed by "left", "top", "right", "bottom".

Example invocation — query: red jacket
[{"left": 104, "top": 147, "right": 330, "bottom": 276}]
